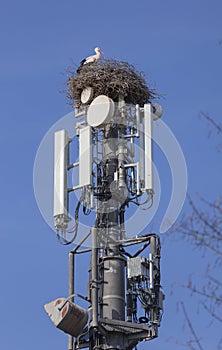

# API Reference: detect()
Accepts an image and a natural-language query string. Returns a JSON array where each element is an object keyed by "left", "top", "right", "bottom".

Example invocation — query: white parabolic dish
[{"left": 87, "top": 95, "right": 115, "bottom": 127}]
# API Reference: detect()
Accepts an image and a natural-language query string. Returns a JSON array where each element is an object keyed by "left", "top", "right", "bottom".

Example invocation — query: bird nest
[{"left": 66, "top": 59, "right": 157, "bottom": 107}]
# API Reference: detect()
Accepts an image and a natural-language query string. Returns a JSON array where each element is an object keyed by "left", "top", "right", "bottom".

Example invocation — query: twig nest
[{"left": 66, "top": 59, "right": 156, "bottom": 107}]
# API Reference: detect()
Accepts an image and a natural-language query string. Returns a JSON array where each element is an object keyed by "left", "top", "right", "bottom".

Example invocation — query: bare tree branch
[
  {"left": 180, "top": 302, "right": 204, "bottom": 350},
  {"left": 170, "top": 194, "right": 222, "bottom": 347},
  {"left": 177, "top": 196, "right": 222, "bottom": 264},
  {"left": 200, "top": 112, "right": 222, "bottom": 134}
]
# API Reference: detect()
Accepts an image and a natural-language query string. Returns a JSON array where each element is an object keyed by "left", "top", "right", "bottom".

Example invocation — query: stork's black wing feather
[
  {"left": 76, "top": 58, "right": 86, "bottom": 74},
  {"left": 80, "top": 58, "right": 86, "bottom": 66}
]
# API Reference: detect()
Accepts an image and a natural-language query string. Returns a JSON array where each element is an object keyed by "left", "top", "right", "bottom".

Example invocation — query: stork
[{"left": 77, "top": 47, "right": 102, "bottom": 73}]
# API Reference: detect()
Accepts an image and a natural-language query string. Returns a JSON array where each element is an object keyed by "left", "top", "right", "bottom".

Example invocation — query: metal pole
[
  {"left": 68, "top": 252, "right": 74, "bottom": 350},
  {"left": 94, "top": 125, "right": 126, "bottom": 350},
  {"left": 91, "top": 227, "right": 98, "bottom": 328}
]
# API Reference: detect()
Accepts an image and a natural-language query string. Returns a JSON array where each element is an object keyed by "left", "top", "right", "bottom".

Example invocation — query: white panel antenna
[
  {"left": 144, "top": 104, "right": 153, "bottom": 193},
  {"left": 54, "top": 130, "right": 70, "bottom": 231},
  {"left": 79, "top": 126, "right": 92, "bottom": 187}
]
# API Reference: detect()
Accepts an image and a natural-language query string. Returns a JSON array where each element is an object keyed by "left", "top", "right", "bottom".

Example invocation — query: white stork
[{"left": 77, "top": 47, "right": 102, "bottom": 73}]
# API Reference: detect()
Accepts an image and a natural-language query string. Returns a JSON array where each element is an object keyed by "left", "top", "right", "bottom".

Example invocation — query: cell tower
[{"left": 44, "top": 59, "right": 164, "bottom": 350}]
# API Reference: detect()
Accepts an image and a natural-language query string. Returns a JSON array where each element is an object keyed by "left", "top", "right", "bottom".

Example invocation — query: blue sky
[{"left": 0, "top": 0, "right": 221, "bottom": 349}]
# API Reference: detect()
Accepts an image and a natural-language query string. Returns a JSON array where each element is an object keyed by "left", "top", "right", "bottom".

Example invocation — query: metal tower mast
[{"left": 44, "top": 94, "right": 164, "bottom": 350}]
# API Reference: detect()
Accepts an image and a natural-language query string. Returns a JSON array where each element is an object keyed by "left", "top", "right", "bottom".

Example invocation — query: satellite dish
[
  {"left": 44, "top": 298, "right": 88, "bottom": 337},
  {"left": 81, "top": 87, "right": 94, "bottom": 104},
  {"left": 152, "top": 103, "right": 163, "bottom": 121},
  {"left": 87, "top": 95, "right": 115, "bottom": 127}
]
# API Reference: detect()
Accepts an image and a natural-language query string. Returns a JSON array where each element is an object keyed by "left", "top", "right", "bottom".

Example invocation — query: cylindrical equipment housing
[{"left": 100, "top": 256, "right": 126, "bottom": 321}]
